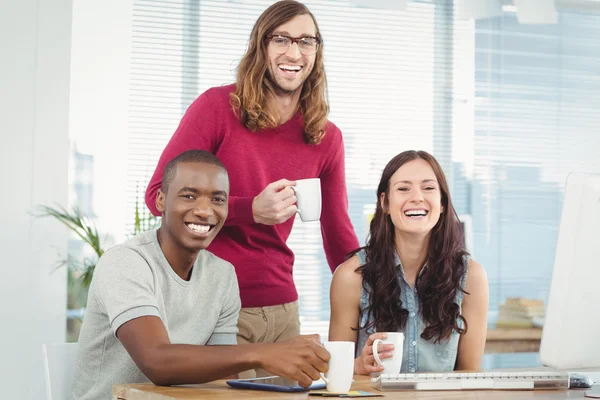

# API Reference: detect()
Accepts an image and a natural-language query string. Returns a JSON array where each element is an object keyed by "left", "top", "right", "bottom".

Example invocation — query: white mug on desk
[
  {"left": 373, "top": 332, "right": 404, "bottom": 375},
  {"left": 321, "top": 341, "right": 354, "bottom": 393},
  {"left": 290, "top": 178, "right": 321, "bottom": 222}
]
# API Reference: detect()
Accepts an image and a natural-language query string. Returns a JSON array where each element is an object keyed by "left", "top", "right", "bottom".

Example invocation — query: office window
[
  {"left": 68, "top": 1, "right": 600, "bottom": 341},
  {"left": 126, "top": 0, "right": 454, "bottom": 338},
  {"left": 465, "top": 9, "right": 600, "bottom": 322}
]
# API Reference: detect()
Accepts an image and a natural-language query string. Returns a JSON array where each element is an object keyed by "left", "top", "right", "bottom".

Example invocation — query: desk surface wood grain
[{"left": 113, "top": 375, "right": 589, "bottom": 400}]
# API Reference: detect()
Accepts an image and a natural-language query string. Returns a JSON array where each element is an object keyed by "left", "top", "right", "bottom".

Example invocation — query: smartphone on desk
[{"left": 226, "top": 376, "right": 326, "bottom": 392}]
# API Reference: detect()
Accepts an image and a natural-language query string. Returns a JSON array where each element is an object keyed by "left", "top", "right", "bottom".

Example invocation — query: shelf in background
[{"left": 485, "top": 327, "right": 542, "bottom": 353}]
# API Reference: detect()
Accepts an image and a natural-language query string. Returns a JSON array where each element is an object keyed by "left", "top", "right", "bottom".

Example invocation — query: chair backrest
[{"left": 42, "top": 342, "right": 78, "bottom": 400}]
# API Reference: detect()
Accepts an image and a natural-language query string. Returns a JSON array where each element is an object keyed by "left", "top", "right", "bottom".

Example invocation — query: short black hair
[{"left": 161, "top": 150, "right": 227, "bottom": 192}]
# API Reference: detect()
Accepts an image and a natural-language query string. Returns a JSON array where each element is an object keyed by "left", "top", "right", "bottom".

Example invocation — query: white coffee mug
[
  {"left": 372, "top": 332, "right": 404, "bottom": 375},
  {"left": 290, "top": 178, "right": 321, "bottom": 222},
  {"left": 321, "top": 341, "right": 354, "bottom": 393}
]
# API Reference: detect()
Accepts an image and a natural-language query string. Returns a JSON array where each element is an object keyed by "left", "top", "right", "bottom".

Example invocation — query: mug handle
[
  {"left": 372, "top": 339, "right": 384, "bottom": 367},
  {"left": 320, "top": 372, "right": 329, "bottom": 384},
  {"left": 285, "top": 186, "right": 301, "bottom": 216}
]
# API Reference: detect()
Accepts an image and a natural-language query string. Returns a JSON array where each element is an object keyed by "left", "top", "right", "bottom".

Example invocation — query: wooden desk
[
  {"left": 485, "top": 328, "right": 542, "bottom": 353},
  {"left": 113, "top": 375, "right": 588, "bottom": 399}
]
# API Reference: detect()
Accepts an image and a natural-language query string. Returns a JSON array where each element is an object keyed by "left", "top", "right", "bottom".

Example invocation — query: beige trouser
[{"left": 237, "top": 301, "right": 300, "bottom": 378}]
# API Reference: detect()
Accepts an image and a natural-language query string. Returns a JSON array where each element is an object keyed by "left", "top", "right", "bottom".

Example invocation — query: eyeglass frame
[{"left": 265, "top": 34, "right": 322, "bottom": 55}]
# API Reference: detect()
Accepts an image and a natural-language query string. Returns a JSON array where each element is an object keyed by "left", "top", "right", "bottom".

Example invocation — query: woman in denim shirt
[{"left": 329, "top": 150, "right": 489, "bottom": 375}]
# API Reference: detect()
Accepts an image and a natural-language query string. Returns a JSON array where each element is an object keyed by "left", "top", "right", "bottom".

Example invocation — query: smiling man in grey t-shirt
[{"left": 72, "top": 150, "right": 330, "bottom": 400}]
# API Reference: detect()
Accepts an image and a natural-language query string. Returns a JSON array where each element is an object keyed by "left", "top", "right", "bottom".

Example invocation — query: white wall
[{"left": 0, "top": 0, "right": 72, "bottom": 397}]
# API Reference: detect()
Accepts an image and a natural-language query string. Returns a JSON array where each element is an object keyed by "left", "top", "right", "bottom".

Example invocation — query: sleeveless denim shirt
[{"left": 355, "top": 249, "right": 468, "bottom": 373}]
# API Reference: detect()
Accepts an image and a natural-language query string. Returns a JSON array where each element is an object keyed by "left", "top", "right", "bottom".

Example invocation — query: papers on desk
[{"left": 585, "top": 386, "right": 600, "bottom": 399}]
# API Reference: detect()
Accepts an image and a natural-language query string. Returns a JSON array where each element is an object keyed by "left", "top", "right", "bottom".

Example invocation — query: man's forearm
[{"left": 140, "top": 343, "right": 262, "bottom": 386}]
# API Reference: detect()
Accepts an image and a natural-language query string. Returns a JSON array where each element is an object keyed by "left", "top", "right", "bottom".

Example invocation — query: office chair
[{"left": 42, "top": 342, "right": 78, "bottom": 400}]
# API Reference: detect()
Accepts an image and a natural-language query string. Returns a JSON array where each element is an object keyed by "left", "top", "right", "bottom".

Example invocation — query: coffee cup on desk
[
  {"left": 373, "top": 332, "right": 404, "bottom": 374},
  {"left": 320, "top": 341, "right": 354, "bottom": 393},
  {"left": 289, "top": 178, "right": 321, "bottom": 222}
]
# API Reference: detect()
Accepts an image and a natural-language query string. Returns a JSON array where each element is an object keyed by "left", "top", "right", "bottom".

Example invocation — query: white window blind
[
  {"left": 127, "top": 0, "right": 454, "bottom": 339},
  {"left": 124, "top": 0, "right": 600, "bottom": 339},
  {"left": 464, "top": 8, "right": 600, "bottom": 322}
]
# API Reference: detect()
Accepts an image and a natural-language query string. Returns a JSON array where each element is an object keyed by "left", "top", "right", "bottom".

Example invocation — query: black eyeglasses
[{"left": 266, "top": 34, "right": 321, "bottom": 55}]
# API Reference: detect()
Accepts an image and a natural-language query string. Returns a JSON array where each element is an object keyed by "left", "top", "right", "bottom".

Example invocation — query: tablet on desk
[{"left": 226, "top": 376, "right": 327, "bottom": 392}]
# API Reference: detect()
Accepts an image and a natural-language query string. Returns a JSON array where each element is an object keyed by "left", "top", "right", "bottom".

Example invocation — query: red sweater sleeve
[
  {"left": 145, "top": 89, "right": 255, "bottom": 225},
  {"left": 319, "top": 128, "right": 360, "bottom": 272}
]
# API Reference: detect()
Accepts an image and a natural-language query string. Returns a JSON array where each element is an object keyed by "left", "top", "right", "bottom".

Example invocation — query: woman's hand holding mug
[{"left": 354, "top": 332, "right": 395, "bottom": 375}]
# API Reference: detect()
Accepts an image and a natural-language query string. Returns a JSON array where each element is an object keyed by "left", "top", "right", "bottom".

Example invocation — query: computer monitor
[{"left": 540, "top": 172, "right": 600, "bottom": 369}]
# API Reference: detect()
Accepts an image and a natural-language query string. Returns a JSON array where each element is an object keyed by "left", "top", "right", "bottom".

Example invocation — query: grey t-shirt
[{"left": 71, "top": 229, "right": 240, "bottom": 400}]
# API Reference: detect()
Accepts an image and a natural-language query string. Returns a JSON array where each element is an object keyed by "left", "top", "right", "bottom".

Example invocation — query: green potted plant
[{"left": 38, "top": 188, "right": 159, "bottom": 340}]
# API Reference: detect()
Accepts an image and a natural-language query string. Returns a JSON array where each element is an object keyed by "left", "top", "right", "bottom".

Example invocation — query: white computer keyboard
[{"left": 371, "top": 371, "right": 570, "bottom": 391}]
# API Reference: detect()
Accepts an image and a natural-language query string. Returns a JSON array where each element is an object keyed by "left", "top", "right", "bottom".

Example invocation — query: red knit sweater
[{"left": 145, "top": 84, "right": 359, "bottom": 307}]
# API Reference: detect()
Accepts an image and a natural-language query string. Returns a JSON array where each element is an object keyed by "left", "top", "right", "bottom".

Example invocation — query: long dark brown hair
[
  {"left": 356, "top": 150, "right": 469, "bottom": 343},
  {"left": 229, "top": 0, "right": 329, "bottom": 144}
]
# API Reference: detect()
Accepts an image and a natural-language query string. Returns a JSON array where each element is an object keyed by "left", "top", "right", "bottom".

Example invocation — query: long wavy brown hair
[
  {"left": 229, "top": 0, "right": 329, "bottom": 144},
  {"left": 356, "top": 151, "right": 469, "bottom": 343}
]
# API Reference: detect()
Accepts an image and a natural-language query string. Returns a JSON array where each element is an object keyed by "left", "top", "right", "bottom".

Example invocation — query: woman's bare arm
[{"left": 456, "top": 259, "right": 489, "bottom": 370}]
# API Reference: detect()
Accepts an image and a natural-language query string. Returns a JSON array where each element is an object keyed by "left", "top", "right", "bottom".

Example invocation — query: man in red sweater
[{"left": 145, "top": 0, "right": 359, "bottom": 367}]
